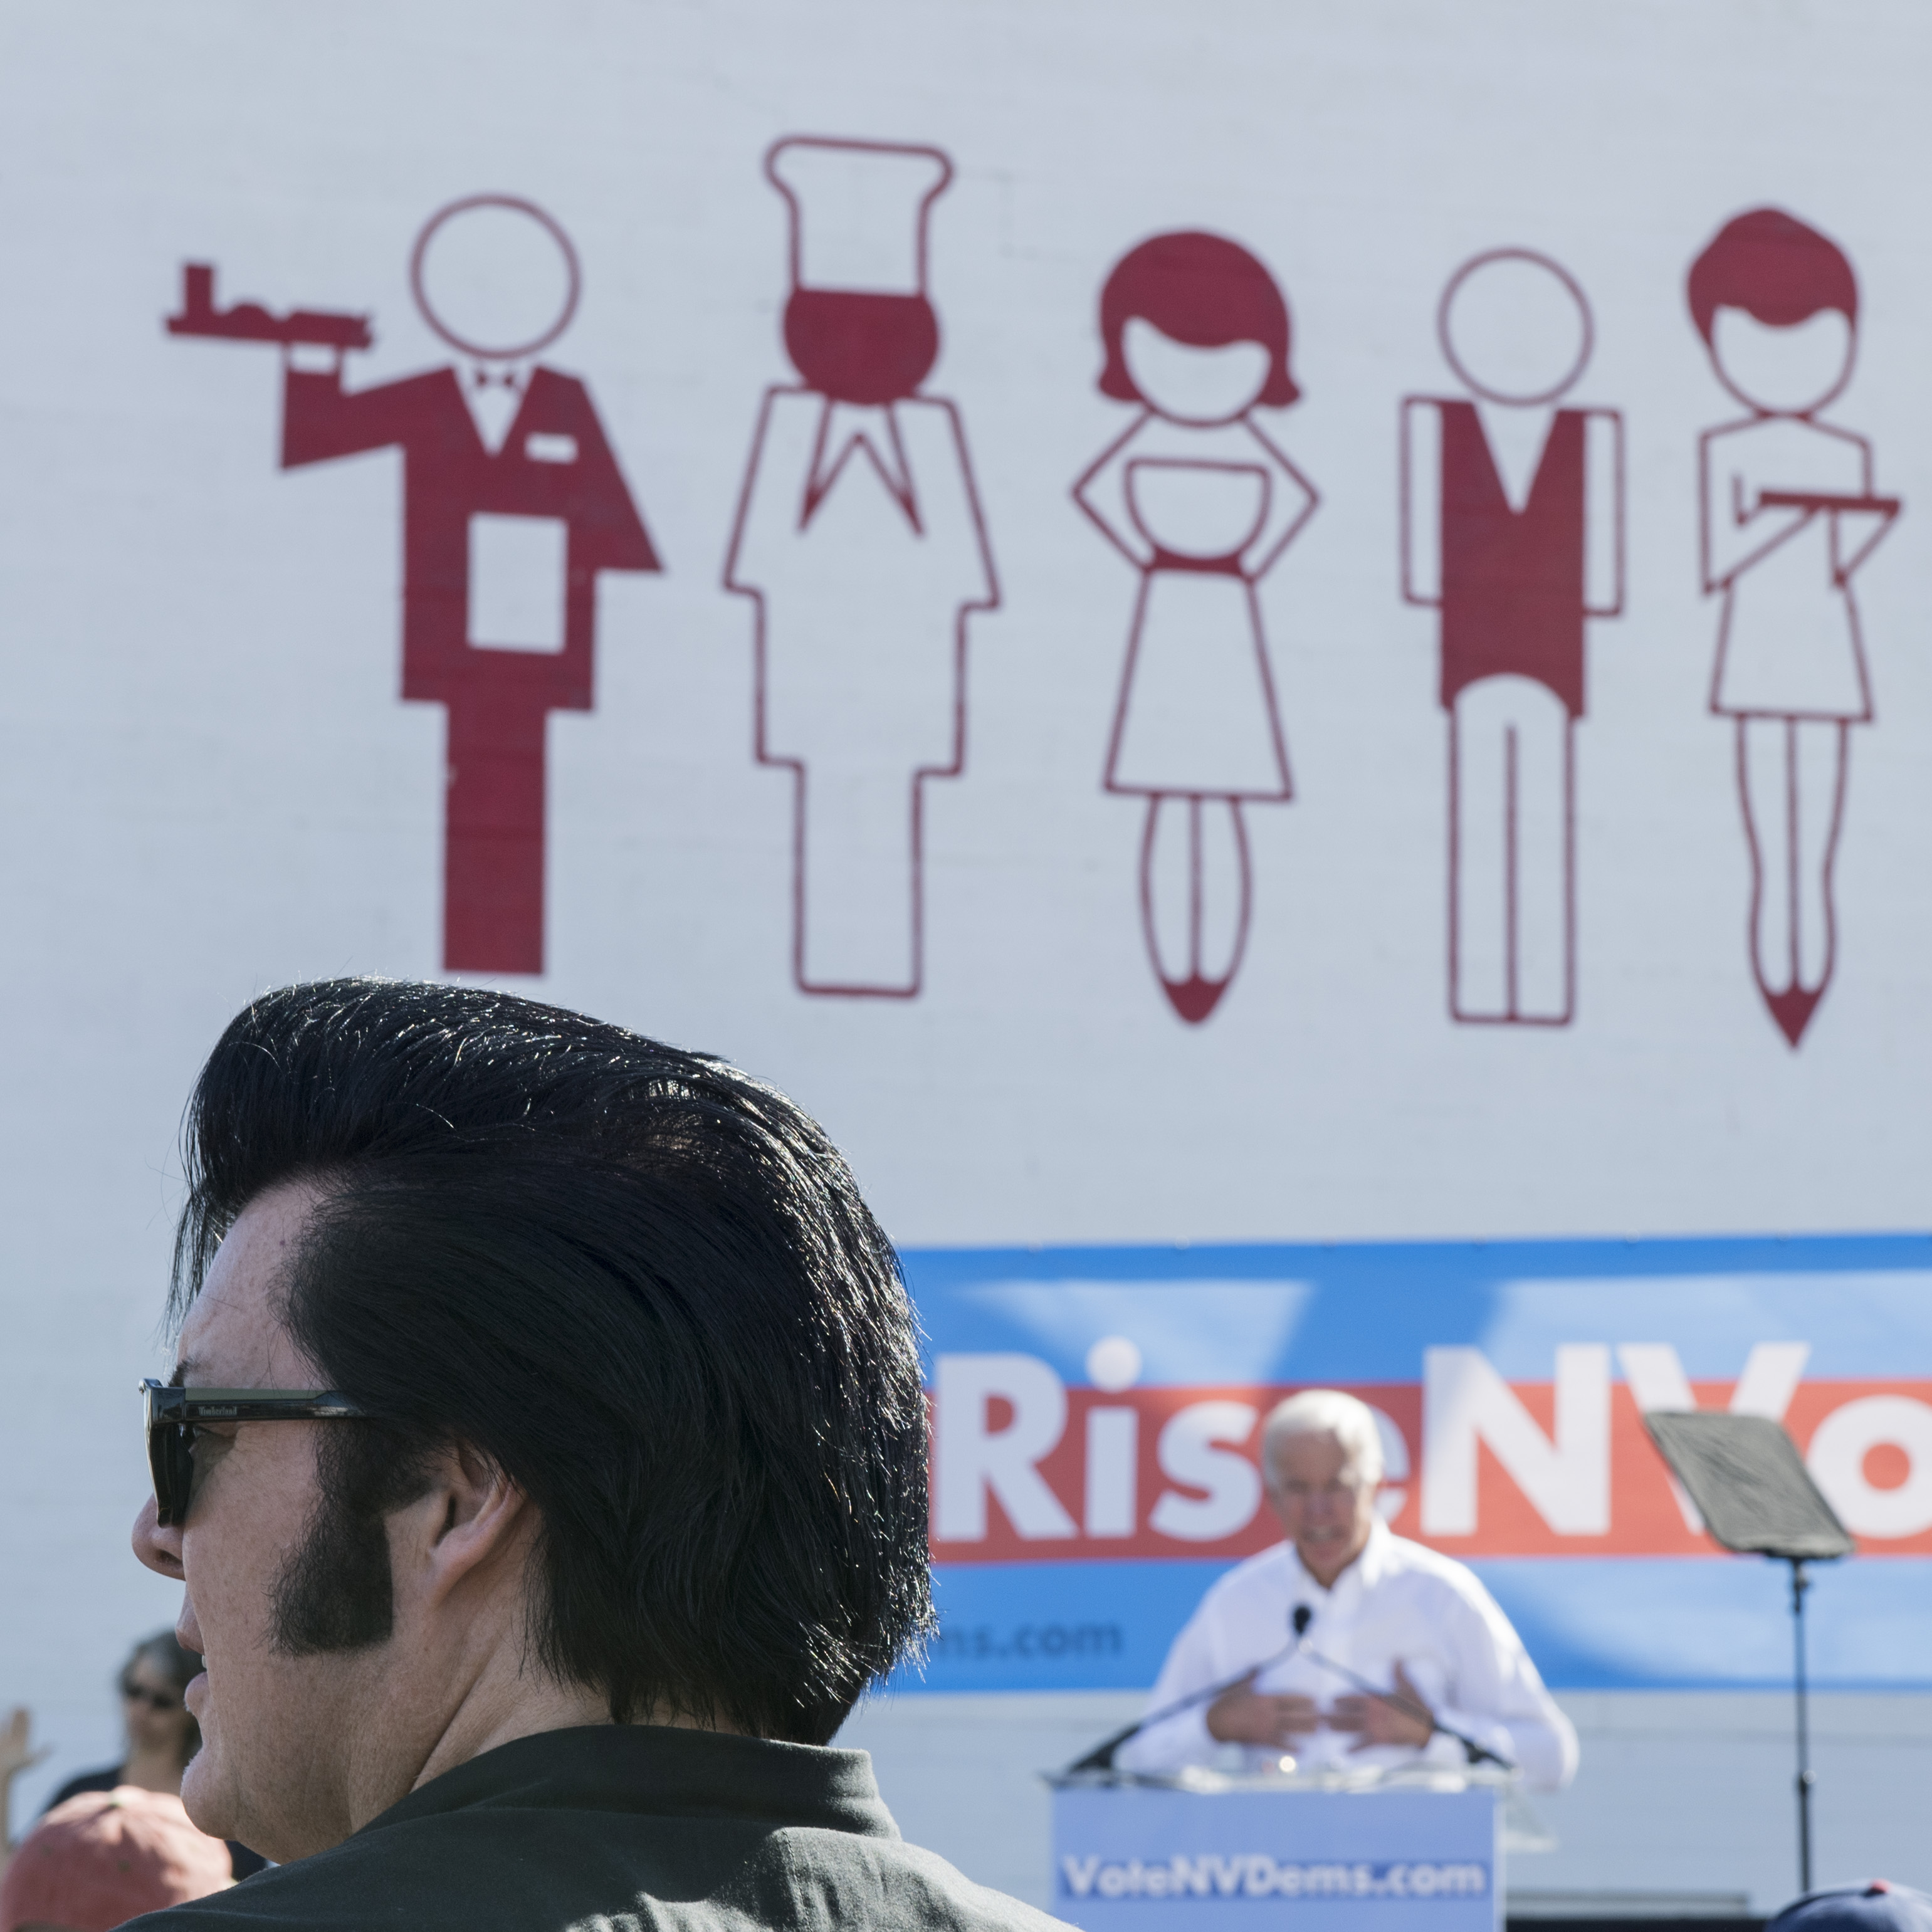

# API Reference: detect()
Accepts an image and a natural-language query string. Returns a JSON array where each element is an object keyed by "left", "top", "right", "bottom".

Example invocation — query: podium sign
[{"left": 1051, "top": 1780, "right": 1500, "bottom": 1932}]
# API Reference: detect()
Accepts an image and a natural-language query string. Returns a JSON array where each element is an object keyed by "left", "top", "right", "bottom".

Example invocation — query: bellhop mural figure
[
  {"left": 1402, "top": 250, "right": 1624, "bottom": 1027},
  {"left": 725, "top": 137, "right": 999, "bottom": 999},
  {"left": 1686, "top": 209, "right": 1901, "bottom": 1049},
  {"left": 167, "top": 195, "right": 660, "bottom": 976},
  {"left": 1073, "top": 233, "right": 1318, "bottom": 1026}
]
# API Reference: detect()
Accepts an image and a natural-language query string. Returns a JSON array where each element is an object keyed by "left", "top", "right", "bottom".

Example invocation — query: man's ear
[{"left": 402, "top": 1441, "right": 530, "bottom": 1604}]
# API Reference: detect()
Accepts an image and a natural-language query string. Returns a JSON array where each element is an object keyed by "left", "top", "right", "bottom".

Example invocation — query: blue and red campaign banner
[{"left": 896, "top": 1234, "right": 1932, "bottom": 1695}]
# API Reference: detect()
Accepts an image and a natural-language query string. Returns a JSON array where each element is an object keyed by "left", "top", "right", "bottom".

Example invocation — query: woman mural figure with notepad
[{"left": 1688, "top": 209, "right": 1901, "bottom": 1047}]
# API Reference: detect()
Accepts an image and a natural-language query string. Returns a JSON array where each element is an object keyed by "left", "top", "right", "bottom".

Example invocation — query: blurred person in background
[
  {"left": 2, "top": 1637, "right": 263, "bottom": 1882},
  {"left": 45, "top": 1634, "right": 201, "bottom": 1812},
  {"left": 1, "top": 1786, "right": 231, "bottom": 1932},
  {"left": 0, "top": 1714, "right": 48, "bottom": 1881}
]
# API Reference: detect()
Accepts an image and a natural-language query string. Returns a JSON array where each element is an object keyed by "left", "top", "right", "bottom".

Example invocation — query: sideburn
[{"left": 270, "top": 1423, "right": 435, "bottom": 1655}]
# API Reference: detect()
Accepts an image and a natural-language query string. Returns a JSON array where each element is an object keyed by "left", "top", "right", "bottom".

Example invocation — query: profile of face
[
  {"left": 1122, "top": 318, "right": 1271, "bottom": 426},
  {"left": 1439, "top": 249, "right": 1592, "bottom": 406},
  {"left": 1709, "top": 305, "right": 1854, "bottom": 417},
  {"left": 1264, "top": 1428, "right": 1379, "bottom": 1582},
  {"left": 411, "top": 195, "right": 580, "bottom": 364},
  {"left": 121, "top": 1657, "right": 192, "bottom": 1765},
  {"left": 130, "top": 1185, "right": 380, "bottom": 1859}
]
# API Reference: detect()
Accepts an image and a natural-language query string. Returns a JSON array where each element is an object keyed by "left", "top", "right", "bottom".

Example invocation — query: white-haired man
[{"left": 1118, "top": 1389, "right": 1577, "bottom": 1789}]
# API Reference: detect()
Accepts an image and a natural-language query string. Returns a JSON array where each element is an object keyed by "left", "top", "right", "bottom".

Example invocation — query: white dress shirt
[{"left": 1117, "top": 1520, "right": 1578, "bottom": 1790}]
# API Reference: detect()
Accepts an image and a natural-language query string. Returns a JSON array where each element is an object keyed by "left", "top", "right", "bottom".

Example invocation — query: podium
[{"left": 1047, "top": 1768, "right": 1507, "bottom": 1932}]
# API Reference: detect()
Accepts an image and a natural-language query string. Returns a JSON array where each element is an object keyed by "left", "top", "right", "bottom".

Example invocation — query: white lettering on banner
[
  {"left": 1809, "top": 1394, "right": 1932, "bottom": 1538},
  {"left": 1617, "top": 1341, "right": 1810, "bottom": 1530},
  {"left": 1368, "top": 1404, "right": 1413, "bottom": 1521},
  {"left": 1422, "top": 1345, "right": 1610, "bottom": 1535},
  {"left": 932, "top": 1354, "right": 1075, "bottom": 1540},
  {"left": 1061, "top": 1857, "right": 1101, "bottom": 1896},
  {"left": 1060, "top": 1856, "right": 1489, "bottom": 1900},
  {"left": 1150, "top": 1400, "right": 1261, "bottom": 1541},
  {"left": 1084, "top": 1405, "right": 1138, "bottom": 1536}
]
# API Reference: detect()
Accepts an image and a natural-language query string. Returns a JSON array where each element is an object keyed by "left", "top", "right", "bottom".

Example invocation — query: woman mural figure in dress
[
  {"left": 1073, "top": 233, "right": 1317, "bottom": 1024},
  {"left": 1687, "top": 209, "right": 1901, "bottom": 1047}
]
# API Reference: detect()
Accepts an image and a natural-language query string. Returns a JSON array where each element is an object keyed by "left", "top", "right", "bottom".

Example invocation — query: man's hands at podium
[
  {"left": 1205, "top": 1661, "right": 1435, "bottom": 1752},
  {"left": 1205, "top": 1673, "right": 1322, "bottom": 1746},
  {"left": 1328, "top": 1661, "right": 1435, "bottom": 1749}
]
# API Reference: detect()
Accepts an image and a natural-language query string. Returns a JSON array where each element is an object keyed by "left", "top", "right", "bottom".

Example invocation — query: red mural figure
[
  {"left": 1402, "top": 250, "right": 1624, "bottom": 1027},
  {"left": 168, "top": 196, "right": 659, "bottom": 975},
  {"left": 1686, "top": 210, "right": 1901, "bottom": 1048},
  {"left": 724, "top": 138, "right": 998, "bottom": 997},
  {"left": 1073, "top": 234, "right": 1318, "bottom": 1025}
]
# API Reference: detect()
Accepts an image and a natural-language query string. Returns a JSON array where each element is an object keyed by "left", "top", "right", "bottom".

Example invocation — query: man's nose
[{"left": 132, "top": 1494, "right": 186, "bottom": 1581}]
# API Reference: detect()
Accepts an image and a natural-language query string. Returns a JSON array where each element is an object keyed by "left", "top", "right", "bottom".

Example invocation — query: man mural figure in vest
[
  {"left": 169, "top": 196, "right": 659, "bottom": 975},
  {"left": 725, "top": 137, "right": 997, "bottom": 998},
  {"left": 1401, "top": 250, "right": 1623, "bottom": 1026}
]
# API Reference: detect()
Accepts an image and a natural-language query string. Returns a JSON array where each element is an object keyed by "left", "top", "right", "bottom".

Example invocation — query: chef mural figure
[
  {"left": 725, "top": 137, "right": 998, "bottom": 998},
  {"left": 167, "top": 195, "right": 660, "bottom": 977},
  {"left": 1401, "top": 250, "right": 1624, "bottom": 1027},
  {"left": 1686, "top": 208, "right": 1901, "bottom": 1049}
]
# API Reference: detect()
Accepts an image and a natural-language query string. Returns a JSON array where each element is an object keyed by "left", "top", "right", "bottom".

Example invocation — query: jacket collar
[{"left": 352, "top": 1724, "right": 899, "bottom": 1844}]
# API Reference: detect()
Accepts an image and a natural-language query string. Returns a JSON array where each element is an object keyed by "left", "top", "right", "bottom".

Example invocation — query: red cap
[{"left": 0, "top": 1787, "right": 233, "bottom": 1932}]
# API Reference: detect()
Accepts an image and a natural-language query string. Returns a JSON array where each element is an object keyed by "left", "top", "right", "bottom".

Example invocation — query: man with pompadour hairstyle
[{"left": 128, "top": 979, "right": 1064, "bottom": 1932}]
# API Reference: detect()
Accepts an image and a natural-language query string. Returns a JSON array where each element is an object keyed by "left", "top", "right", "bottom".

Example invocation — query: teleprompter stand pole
[
  {"left": 1791, "top": 1558, "right": 1813, "bottom": 1894},
  {"left": 1640, "top": 1411, "right": 1853, "bottom": 1906}
]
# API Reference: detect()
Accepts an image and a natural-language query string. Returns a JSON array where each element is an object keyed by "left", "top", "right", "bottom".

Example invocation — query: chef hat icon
[
  {"left": 766, "top": 136, "right": 954, "bottom": 404},
  {"left": 768, "top": 137, "right": 952, "bottom": 298}
]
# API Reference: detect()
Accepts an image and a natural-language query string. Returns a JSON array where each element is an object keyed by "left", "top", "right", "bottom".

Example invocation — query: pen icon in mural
[
  {"left": 1401, "top": 249, "right": 1624, "bottom": 1027},
  {"left": 1686, "top": 209, "right": 1900, "bottom": 1049},
  {"left": 725, "top": 137, "right": 999, "bottom": 998},
  {"left": 1073, "top": 233, "right": 1317, "bottom": 1026},
  {"left": 167, "top": 196, "right": 661, "bottom": 976}
]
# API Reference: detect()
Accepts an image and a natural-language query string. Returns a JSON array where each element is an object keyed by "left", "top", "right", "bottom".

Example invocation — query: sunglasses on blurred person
[{"left": 120, "top": 1678, "right": 184, "bottom": 1714}]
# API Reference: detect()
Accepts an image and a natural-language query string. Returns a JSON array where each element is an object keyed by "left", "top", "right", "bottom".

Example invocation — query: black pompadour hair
[{"left": 171, "top": 978, "right": 934, "bottom": 1744}]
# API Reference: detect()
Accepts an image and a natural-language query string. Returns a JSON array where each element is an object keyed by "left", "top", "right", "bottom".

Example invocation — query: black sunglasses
[
  {"left": 120, "top": 1680, "right": 184, "bottom": 1713},
  {"left": 140, "top": 1378, "right": 365, "bottom": 1528}
]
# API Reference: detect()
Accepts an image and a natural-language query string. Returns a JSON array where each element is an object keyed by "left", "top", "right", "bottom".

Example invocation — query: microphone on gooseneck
[
  {"left": 1289, "top": 1605, "right": 1515, "bottom": 1772},
  {"left": 1061, "top": 1615, "right": 1305, "bottom": 1775}
]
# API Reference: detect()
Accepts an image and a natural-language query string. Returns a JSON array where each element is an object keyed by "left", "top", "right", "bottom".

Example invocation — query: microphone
[
  {"left": 1060, "top": 1627, "right": 1301, "bottom": 1776},
  {"left": 1288, "top": 1609, "right": 1515, "bottom": 1773}
]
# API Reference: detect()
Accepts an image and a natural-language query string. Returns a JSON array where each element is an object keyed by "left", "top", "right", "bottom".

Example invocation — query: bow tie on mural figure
[
  {"left": 165, "top": 195, "right": 661, "bottom": 979},
  {"left": 1400, "top": 248, "right": 1625, "bottom": 1031},
  {"left": 460, "top": 359, "right": 532, "bottom": 454},
  {"left": 725, "top": 135, "right": 998, "bottom": 1001}
]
